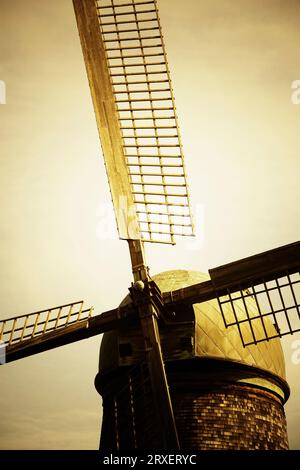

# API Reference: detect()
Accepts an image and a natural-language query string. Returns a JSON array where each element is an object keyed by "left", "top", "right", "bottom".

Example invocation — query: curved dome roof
[{"left": 99, "top": 270, "right": 286, "bottom": 381}]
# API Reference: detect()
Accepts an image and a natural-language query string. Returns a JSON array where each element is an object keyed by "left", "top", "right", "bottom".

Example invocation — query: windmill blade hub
[{"left": 132, "top": 280, "right": 145, "bottom": 292}]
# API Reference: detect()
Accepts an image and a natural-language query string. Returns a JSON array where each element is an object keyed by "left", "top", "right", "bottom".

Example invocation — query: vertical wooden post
[{"left": 128, "top": 239, "right": 179, "bottom": 449}]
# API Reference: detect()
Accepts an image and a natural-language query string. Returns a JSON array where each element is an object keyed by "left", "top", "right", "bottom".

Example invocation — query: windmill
[{"left": 1, "top": 0, "right": 299, "bottom": 450}]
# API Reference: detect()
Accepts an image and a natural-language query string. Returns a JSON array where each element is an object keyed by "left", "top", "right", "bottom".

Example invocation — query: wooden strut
[{"left": 128, "top": 239, "right": 179, "bottom": 449}]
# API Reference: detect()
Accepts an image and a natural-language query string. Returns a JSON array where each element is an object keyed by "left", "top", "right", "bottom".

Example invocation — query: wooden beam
[
  {"left": 73, "top": 0, "right": 140, "bottom": 240},
  {"left": 162, "top": 279, "right": 217, "bottom": 308},
  {"left": 128, "top": 239, "right": 148, "bottom": 282},
  {"left": 209, "top": 240, "right": 300, "bottom": 291}
]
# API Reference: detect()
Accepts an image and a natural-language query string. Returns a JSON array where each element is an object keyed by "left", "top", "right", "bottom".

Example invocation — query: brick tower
[{"left": 95, "top": 271, "right": 289, "bottom": 450}]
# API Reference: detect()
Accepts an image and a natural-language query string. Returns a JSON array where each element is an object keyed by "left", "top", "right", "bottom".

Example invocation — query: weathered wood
[
  {"left": 73, "top": 0, "right": 140, "bottom": 240},
  {"left": 163, "top": 279, "right": 217, "bottom": 308},
  {"left": 128, "top": 239, "right": 148, "bottom": 282},
  {"left": 209, "top": 240, "right": 300, "bottom": 291}
]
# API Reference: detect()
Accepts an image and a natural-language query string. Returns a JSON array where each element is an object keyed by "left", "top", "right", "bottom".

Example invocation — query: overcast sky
[{"left": 0, "top": 0, "right": 299, "bottom": 449}]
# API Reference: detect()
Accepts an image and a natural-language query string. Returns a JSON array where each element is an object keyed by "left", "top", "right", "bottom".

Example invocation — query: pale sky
[{"left": 0, "top": 0, "right": 299, "bottom": 449}]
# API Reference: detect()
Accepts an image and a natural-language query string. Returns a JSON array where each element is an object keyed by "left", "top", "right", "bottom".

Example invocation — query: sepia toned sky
[{"left": 0, "top": 0, "right": 299, "bottom": 449}]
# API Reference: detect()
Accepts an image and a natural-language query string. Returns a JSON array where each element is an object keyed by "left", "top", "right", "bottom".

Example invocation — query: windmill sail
[
  {"left": 163, "top": 241, "right": 300, "bottom": 346},
  {"left": 73, "top": 0, "right": 193, "bottom": 244},
  {"left": 0, "top": 302, "right": 139, "bottom": 363},
  {"left": 210, "top": 241, "right": 300, "bottom": 346}
]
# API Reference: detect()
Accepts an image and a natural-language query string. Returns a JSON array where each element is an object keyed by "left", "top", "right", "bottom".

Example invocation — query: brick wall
[{"left": 172, "top": 384, "right": 289, "bottom": 450}]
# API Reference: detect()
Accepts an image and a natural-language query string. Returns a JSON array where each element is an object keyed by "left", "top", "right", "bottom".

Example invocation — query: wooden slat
[
  {"left": 137, "top": 210, "right": 190, "bottom": 217},
  {"left": 111, "top": 70, "right": 167, "bottom": 76},
  {"left": 73, "top": 0, "right": 140, "bottom": 240},
  {"left": 131, "top": 182, "right": 186, "bottom": 188},
  {"left": 116, "top": 99, "right": 172, "bottom": 104},
  {"left": 107, "top": 44, "right": 163, "bottom": 51},
  {"left": 128, "top": 163, "right": 183, "bottom": 168},
  {"left": 130, "top": 172, "right": 184, "bottom": 177},
  {"left": 101, "top": 18, "right": 158, "bottom": 26},
  {"left": 104, "top": 35, "right": 161, "bottom": 42},
  {"left": 103, "top": 27, "right": 160, "bottom": 35},
  {"left": 101, "top": 9, "right": 156, "bottom": 18},
  {"left": 120, "top": 116, "right": 176, "bottom": 120},
  {"left": 109, "top": 58, "right": 164, "bottom": 65},
  {"left": 97, "top": 1, "right": 155, "bottom": 8}
]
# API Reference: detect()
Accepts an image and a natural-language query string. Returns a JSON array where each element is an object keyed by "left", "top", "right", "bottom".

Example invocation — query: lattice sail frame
[
  {"left": 96, "top": 0, "right": 194, "bottom": 244},
  {"left": 209, "top": 241, "right": 300, "bottom": 346},
  {"left": 0, "top": 301, "right": 93, "bottom": 347},
  {"left": 217, "top": 271, "right": 300, "bottom": 347},
  {"left": 162, "top": 241, "right": 300, "bottom": 347}
]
